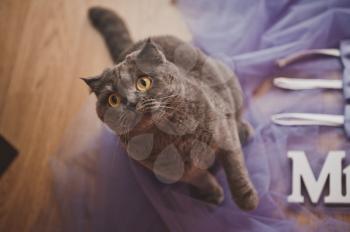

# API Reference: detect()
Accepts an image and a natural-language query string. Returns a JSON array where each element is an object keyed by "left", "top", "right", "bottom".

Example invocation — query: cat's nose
[{"left": 125, "top": 101, "right": 137, "bottom": 110}]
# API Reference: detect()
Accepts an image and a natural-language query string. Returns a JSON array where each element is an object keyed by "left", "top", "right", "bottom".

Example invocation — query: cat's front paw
[{"left": 235, "top": 189, "right": 259, "bottom": 211}]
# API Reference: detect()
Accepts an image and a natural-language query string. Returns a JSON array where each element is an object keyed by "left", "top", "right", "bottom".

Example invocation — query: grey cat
[{"left": 84, "top": 7, "right": 259, "bottom": 211}]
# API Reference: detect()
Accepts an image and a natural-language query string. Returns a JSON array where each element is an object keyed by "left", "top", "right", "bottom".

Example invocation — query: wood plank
[{"left": 0, "top": 0, "right": 190, "bottom": 231}]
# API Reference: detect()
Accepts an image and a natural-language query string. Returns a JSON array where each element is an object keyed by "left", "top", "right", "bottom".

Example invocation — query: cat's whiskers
[
  {"left": 151, "top": 103, "right": 182, "bottom": 121},
  {"left": 155, "top": 94, "right": 177, "bottom": 100},
  {"left": 139, "top": 101, "right": 159, "bottom": 107},
  {"left": 117, "top": 94, "right": 185, "bottom": 131},
  {"left": 137, "top": 98, "right": 174, "bottom": 113},
  {"left": 140, "top": 94, "right": 177, "bottom": 105},
  {"left": 119, "top": 112, "right": 131, "bottom": 140}
]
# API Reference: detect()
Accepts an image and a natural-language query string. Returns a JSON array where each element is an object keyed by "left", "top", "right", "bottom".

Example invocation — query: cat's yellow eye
[
  {"left": 108, "top": 94, "right": 121, "bottom": 107},
  {"left": 136, "top": 76, "right": 152, "bottom": 92}
]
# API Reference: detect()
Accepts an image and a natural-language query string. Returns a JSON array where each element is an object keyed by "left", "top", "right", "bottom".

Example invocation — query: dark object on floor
[{"left": 0, "top": 135, "right": 18, "bottom": 177}]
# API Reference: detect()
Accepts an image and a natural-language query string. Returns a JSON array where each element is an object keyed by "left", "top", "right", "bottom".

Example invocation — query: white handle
[
  {"left": 271, "top": 113, "right": 344, "bottom": 127},
  {"left": 277, "top": 49, "right": 340, "bottom": 67},
  {"left": 273, "top": 77, "right": 342, "bottom": 90}
]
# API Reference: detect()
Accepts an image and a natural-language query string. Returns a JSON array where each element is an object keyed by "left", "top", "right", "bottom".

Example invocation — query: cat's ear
[
  {"left": 136, "top": 38, "right": 166, "bottom": 68},
  {"left": 81, "top": 76, "right": 102, "bottom": 94}
]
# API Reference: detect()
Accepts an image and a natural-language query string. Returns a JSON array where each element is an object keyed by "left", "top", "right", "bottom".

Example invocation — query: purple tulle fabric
[{"left": 52, "top": 0, "right": 350, "bottom": 231}]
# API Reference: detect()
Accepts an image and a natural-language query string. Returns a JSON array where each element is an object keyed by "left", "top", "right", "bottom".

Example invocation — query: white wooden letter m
[{"left": 288, "top": 151, "right": 350, "bottom": 204}]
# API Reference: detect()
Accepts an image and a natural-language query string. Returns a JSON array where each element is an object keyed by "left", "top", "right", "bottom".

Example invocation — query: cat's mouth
[{"left": 128, "top": 96, "right": 181, "bottom": 132}]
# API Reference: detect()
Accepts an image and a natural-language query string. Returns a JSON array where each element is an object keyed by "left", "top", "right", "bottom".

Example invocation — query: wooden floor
[{"left": 0, "top": 0, "right": 190, "bottom": 231}]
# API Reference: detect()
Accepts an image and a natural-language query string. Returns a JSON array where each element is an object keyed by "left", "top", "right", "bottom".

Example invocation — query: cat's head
[{"left": 82, "top": 38, "right": 184, "bottom": 135}]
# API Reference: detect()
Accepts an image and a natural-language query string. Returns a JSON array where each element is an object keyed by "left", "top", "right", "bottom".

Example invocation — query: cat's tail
[{"left": 88, "top": 7, "right": 133, "bottom": 63}]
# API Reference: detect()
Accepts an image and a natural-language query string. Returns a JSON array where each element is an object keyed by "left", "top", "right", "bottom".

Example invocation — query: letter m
[{"left": 288, "top": 151, "right": 349, "bottom": 204}]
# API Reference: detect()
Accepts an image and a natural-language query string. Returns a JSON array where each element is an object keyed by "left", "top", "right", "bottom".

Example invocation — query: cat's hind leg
[{"left": 182, "top": 168, "right": 224, "bottom": 205}]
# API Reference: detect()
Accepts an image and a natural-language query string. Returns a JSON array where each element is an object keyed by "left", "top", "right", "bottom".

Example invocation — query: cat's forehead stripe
[
  {"left": 105, "top": 85, "right": 113, "bottom": 91},
  {"left": 119, "top": 64, "right": 130, "bottom": 80}
]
